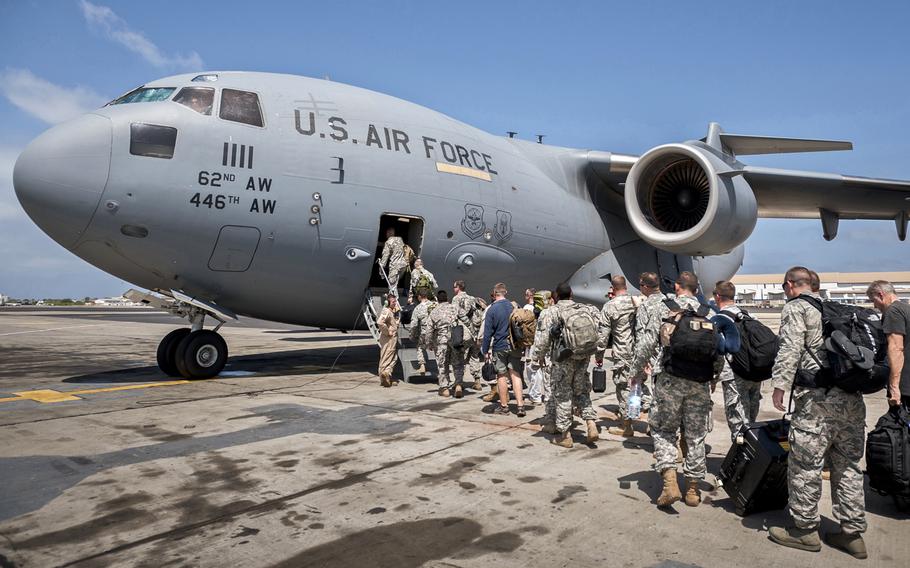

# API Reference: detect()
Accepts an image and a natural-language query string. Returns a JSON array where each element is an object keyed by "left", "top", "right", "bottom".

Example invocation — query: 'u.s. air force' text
[{"left": 294, "top": 110, "right": 497, "bottom": 176}]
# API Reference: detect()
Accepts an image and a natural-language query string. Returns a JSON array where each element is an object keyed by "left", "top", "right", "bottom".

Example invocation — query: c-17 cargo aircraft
[{"left": 13, "top": 71, "right": 910, "bottom": 380}]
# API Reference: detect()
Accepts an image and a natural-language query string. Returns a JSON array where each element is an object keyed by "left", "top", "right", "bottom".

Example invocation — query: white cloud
[
  {"left": 79, "top": 1, "right": 203, "bottom": 71},
  {"left": 0, "top": 68, "right": 107, "bottom": 124}
]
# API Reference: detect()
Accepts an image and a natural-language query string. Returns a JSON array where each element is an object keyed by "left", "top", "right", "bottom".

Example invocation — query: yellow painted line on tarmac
[{"left": 2, "top": 380, "right": 190, "bottom": 404}]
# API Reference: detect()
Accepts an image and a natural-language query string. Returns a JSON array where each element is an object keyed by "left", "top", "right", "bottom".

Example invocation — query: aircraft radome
[{"left": 13, "top": 71, "right": 910, "bottom": 379}]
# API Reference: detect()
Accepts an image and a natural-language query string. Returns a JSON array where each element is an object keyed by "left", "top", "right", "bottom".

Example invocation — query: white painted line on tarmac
[{"left": 0, "top": 323, "right": 108, "bottom": 337}]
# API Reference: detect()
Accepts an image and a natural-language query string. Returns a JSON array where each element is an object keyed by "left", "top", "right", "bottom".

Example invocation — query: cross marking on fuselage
[{"left": 293, "top": 92, "right": 338, "bottom": 117}]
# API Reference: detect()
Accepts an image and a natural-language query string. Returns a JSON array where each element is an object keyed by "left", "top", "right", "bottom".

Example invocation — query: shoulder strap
[
  {"left": 794, "top": 294, "right": 823, "bottom": 313},
  {"left": 695, "top": 304, "right": 711, "bottom": 318},
  {"left": 719, "top": 309, "right": 741, "bottom": 322},
  {"left": 663, "top": 298, "right": 681, "bottom": 311}
]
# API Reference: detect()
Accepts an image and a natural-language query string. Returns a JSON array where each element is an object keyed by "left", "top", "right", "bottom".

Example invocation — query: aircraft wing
[{"left": 741, "top": 166, "right": 910, "bottom": 240}]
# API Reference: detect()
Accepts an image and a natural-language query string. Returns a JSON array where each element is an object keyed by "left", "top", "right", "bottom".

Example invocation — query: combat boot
[
  {"left": 684, "top": 479, "right": 701, "bottom": 507},
  {"left": 453, "top": 384, "right": 463, "bottom": 398},
  {"left": 585, "top": 420, "right": 599, "bottom": 443},
  {"left": 482, "top": 386, "right": 498, "bottom": 402},
  {"left": 551, "top": 431, "right": 573, "bottom": 448},
  {"left": 541, "top": 422, "right": 557, "bottom": 434},
  {"left": 768, "top": 526, "right": 821, "bottom": 552},
  {"left": 472, "top": 380, "right": 483, "bottom": 391},
  {"left": 439, "top": 387, "right": 451, "bottom": 398},
  {"left": 824, "top": 531, "right": 867, "bottom": 559},
  {"left": 656, "top": 469, "right": 681, "bottom": 507},
  {"left": 608, "top": 419, "right": 634, "bottom": 437},
  {"left": 380, "top": 372, "right": 391, "bottom": 388}
]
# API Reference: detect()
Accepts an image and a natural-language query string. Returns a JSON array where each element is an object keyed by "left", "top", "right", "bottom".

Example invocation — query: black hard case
[
  {"left": 591, "top": 367, "right": 607, "bottom": 393},
  {"left": 718, "top": 419, "right": 790, "bottom": 516}
]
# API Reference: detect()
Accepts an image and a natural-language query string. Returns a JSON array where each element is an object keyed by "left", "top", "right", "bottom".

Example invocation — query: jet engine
[{"left": 624, "top": 142, "right": 757, "bottom": 256}]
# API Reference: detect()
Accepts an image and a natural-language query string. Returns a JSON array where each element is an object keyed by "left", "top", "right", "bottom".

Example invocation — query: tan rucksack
[
  {"left": 403, "top": 245, "right": 416, "bottom": 269},
  {"left": 509, "top": 307, "right": 537, "bottom": 350}
]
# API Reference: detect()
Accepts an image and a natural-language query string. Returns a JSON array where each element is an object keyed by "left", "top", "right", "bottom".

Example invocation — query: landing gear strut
[{"left": 124, "top": 289, "right": 235, "bottom": 380}]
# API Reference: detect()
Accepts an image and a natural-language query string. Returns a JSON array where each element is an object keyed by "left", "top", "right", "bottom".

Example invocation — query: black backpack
[
  {"left": 798, "top": 296, "right": 889, "bottom": 394},
  {"left": 866, "top": 405, "right": 910, "bottom": 508},
  {"left": 660, "top": 300, "right": 718, "bottom": 382},
  {"left": 722, "top": 309, "right": 779, "bottom": 381}
]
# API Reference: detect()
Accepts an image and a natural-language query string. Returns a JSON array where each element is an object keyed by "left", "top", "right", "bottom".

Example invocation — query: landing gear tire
[
  {"left": 156, "top": 328, "right": 191, "bottom": 377},
  {"left": 174, "top": 330, "right": 228, "bottom": 380}
]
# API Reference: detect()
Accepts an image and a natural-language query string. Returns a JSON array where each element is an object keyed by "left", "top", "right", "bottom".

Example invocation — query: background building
[{"left": 731, "top": 272, "right": 910, "bottom": 307}]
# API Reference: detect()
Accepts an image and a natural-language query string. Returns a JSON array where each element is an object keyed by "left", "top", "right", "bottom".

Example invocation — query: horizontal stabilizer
[{"left": 719, "top": 133, "right": 852, "bottom": 156}]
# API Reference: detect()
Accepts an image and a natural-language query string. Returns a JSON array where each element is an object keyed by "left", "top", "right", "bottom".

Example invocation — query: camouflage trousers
[
  {"left": 651, "top": 372, "right": 712, "bottom": 479},
  {"left": 720, "top": 363, "right": 763, "bottom": 442},
  {"left": 387, "top": 263, "right": 407, "bottom": 292},
  {"left": 552, "top": 356, "right": 597, "bottom": 433},
  {"left": 453, "top": 342, "right": 481, "bottom": 384},
  {"left": 613, "top": 364, "right": 652, "bottom": 420},
  {"left": 415, "top": 340, "right": 429, "bottom": 368},
  {"left": 788, "top": 386, "right": 867, "bottom": 533},
  {"left": 435, "top": 343, "right": 453, "bottom": 389}
]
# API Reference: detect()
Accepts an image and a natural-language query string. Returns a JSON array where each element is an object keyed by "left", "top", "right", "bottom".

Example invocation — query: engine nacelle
[{"left": 624, "top": 142, "right": 757, "bottom": 256}]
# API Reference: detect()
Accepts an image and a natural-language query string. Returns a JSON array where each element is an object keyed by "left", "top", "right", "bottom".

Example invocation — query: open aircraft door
[{"left": 368, "top": 214, "right": 425, "bottom": 290}]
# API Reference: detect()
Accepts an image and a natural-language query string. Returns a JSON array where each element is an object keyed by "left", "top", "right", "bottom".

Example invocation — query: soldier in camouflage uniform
[
  {"left": 428, "top": 290, "right": 459, "bottom": 397},
  {"left": 596, "top": 275, "right": 648, "bottom": 437},
  {"left": 768, "top": 267, "right": 868, "bottom": 559},
  {"left": 408, "top": 259, "right": 438, "bottom": 302},
  {"left": 379, "top": 227, "right": 409, "bottom": 293},
  {"left": 711, "top": 281, "right": 762, "bottom": 442},
  {"left": 532, "top": 282, "right": 600, "bottom": 448},
  {"left": 531, "top": 291, "right": 558, "bottom": 430},
  {"left": 409, "top": 290, "right": 437, "bottom": 375},
  {"left": 630, "top": 271, "right": 714, "bottom": 508},
  {"left": 451, "top": 281, "right": 484, "bottom": 392}
]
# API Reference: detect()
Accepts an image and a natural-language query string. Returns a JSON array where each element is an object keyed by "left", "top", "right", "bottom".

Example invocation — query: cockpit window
[
  {"left": 219, "top": 89, "right": 264, "bottom": 127},
  {"left": 109, "top": 87, "right": 176, "bottom": 105},
  {"left": 130, "top": 123, "right": 177, "bottom": 159},
  {"left": 173, "top": 87, "right": 214, "bottom": 115}
]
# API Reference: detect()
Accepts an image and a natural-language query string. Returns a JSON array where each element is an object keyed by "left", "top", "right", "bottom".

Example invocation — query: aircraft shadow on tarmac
[
  {"left": 0, "top": 403, "right": 414, "bottom": 523},
  {"left": 62, "top": 344, "right": 379, "bottom": 385},
  {"left": 269, "top": 517, "right": 546, "bottom": 568}
]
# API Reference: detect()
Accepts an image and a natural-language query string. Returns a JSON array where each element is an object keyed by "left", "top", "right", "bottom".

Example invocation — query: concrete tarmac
[{"left": 0, "top": 307, "right": 906, "bottom": 567}]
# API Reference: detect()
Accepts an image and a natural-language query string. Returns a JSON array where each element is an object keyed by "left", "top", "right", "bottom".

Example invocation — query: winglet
[{"left": 702, "top": 122, "right": 852, "bottom": 156}]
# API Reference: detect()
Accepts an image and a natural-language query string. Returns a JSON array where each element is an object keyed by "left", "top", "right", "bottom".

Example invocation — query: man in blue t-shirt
[{"left": 481, "top": 282, "right": 526, "bottom": 416}]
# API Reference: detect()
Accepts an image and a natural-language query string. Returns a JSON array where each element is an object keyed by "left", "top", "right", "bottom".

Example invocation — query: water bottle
[{"left": 628, "top": 380, "right": 642, "bottom": 419}]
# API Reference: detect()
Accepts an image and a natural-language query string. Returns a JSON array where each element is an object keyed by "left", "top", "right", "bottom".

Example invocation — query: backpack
[
  {"left": 509, "top": 307, "right": 537, "bottom": 350},
  {"left": 798, "top": 296, "right": 889, "bottom": 394},
  {"left": 722, "top": 309, "right": 779, "bottom": 381},
  {"left": 660, "top": 300, "right": 718, "bottom": 382},
  {"left": 552, "top": 303, "right": 599, "bottom": 360},
  {"left": 403, "top": 245, "right": 416, "bottom": 269},
  {"left": 865, "top": 405, "right": 910, "bottom": 506},
  {"left": 414, "top": 271, "right": 433, "bottom": 291}
]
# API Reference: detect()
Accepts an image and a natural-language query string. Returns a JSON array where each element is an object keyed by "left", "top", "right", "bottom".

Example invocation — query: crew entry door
[{"left": 369, "top": 214, "right": 425, "bottom": 289}]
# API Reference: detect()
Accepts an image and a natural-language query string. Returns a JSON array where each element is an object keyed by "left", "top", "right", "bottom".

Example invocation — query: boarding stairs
[{"left": 362, "top": 265, "right": 437, "bottom": 383}]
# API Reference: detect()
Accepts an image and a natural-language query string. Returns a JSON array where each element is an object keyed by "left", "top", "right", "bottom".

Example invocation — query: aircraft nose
[{"left": 13, "top": 114, "right": 113, "bottom": 249}]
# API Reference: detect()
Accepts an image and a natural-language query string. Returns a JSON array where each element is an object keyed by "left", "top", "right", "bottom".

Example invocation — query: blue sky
[{"left": 1, "top": 1, "right": 908, "bottom": 298}]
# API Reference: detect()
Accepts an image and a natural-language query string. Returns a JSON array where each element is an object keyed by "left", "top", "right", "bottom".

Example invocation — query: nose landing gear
[
  {"left": 157, "top": 327, "right": 228, "bottom": 380},
  {"left": 126, "top": 289, "right": 235, "bottom": 380}
]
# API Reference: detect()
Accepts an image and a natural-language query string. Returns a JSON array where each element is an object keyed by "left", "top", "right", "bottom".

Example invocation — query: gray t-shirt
[{"left": 882, "top": 300, "right": 910, "bottom": 396}]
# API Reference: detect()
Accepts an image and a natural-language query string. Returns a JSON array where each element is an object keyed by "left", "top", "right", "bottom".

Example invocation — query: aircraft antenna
[{"left": 536, "top": 135, "right": 545, "bottom": 144}]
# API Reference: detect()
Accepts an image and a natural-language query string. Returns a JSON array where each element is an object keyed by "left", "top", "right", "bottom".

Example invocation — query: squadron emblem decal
[
  {"left": 494, "top": 210, "right": 513, "bottom": 243},
  {"left": 461, "top": 204, "right": 485, "bottom": 239}
]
